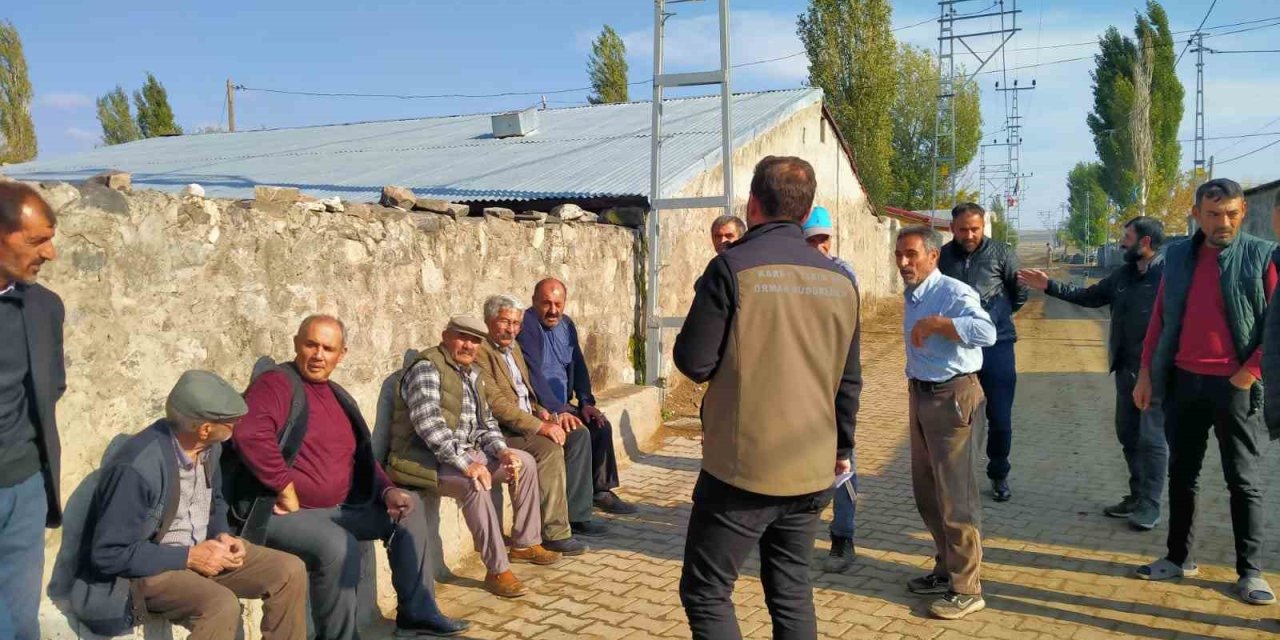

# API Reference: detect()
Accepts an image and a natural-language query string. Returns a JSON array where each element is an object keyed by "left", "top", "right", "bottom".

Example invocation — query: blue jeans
[
  {"left": 0, "top": 473, "right": 48, "bottom": 640},
  {"left": 829, "top": 456, "right": 858, "bottom": 540},
  {"left": 978, "top": 340, "right": 1017, "bottom": 480}
]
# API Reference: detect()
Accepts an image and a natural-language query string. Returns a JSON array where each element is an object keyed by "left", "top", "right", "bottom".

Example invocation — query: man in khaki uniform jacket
[
  {"left": 476, "top": 294, "right": 607, "bottom": 557},
  {"left": 674, "top": 156, "right": 862, "bottom": 639}
]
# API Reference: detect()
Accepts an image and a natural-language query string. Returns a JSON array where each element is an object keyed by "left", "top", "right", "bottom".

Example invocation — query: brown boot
[
  {"left": 509, "top": 544, "right": 561, "bottom": 566},
  {"left": 484, "top": 571, "right": 528, "bottom": 598}
]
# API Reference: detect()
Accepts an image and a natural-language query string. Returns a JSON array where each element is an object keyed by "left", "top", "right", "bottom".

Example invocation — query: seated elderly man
[
  {"left": 518, "top": 278, "right": 637, "bottom": 515},
  {"left": 387, "top": 316, "right": 559, "bottom": 599},
  {"left": 72, "top": 370, "right": 307, "bottom": 640},
  {"left": 229, "top": 315, "right": 468, "bottom": 639},
  {"left": 477, "top": 295, "right": 609, "bottom": 556}
]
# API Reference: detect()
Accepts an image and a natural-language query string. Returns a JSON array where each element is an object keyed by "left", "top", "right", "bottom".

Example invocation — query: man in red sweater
[
  {"left": 1133, "top": 178, "right": 1277, "bottom": 605},
  {"left": 234, "top": 315, "right": 469, "bottom": 638}
]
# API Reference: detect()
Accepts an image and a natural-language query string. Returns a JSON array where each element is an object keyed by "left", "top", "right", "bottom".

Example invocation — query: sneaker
[
  {"left": 394, "top": 612, "right": 471, "bottom": 637},
  {"left": 822, "top": 536, "right": 855, "bottom": 573},
  {"left": 571, "top": 519, "right": 610, "bottom": 537},
  {"left": 991, "top": 478, "right": 1011, "bottom": 502},
  {"left": 509, "top": 544, "right": 562, "bottom": 566},
  {"left": 907, "top": 573, "right": 951, "bottom": 595},
  {"left": 543, "top": 537, "right": 588, "bottom": 556},
  {"left": 1104, "top": 495, "right": 1138, "bottom": 518},
  {"left": 1127, "top": 501, "right": 1160, "bottom": 531},
  {"left": 594, "top": 491, "right": 639, "bottom": 514},
  {"left": 930, "top": 591, "right": 986, "bottom": 620}
]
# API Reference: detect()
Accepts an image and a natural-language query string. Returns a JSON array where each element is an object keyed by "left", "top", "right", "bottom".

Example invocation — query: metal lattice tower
[
  {"left": 645, "top": 0, "right": 733, "bottom": 386},
  {"left": 1192, "top": 32, "right": 1209, "bottom": 178},
  {"left": 931, "top": 0, "right": 1021, "bottom": 220}
]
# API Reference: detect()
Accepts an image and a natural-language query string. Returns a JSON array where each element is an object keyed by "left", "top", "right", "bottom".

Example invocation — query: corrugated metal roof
[{"left": 3, "top": 89, "right": 823, "bottom": 204}]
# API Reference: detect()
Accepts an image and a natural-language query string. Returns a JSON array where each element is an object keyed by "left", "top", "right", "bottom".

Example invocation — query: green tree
[
  {"left": 133, "top": 72, "right": 182, "bottom": 138},
  {"left": 1065, "top": 162, "right": 1110, "bottom": 248},
  {"left": 799, "top": 0, "right": 896, "bottom": 208},
  {"left": 96, "top": 86, "right": 141, "bottom": 145},
  {"left": 0, "top": 20, "right": 36, "bottom": 163},
  {"left": 988, "top": 197, "right": 1018, "bottom": 248},
  {"left": 1086, "top": 1, "right": 1183, "bottom": 217},
  {"left": 587, "top": 25, "right": 629, "bottom": 104},
  {"left": 888, "top": 44, "right": 982, "bottom": 210}
]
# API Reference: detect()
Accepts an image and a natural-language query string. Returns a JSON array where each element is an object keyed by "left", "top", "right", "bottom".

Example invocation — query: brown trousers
[
  {"left": 437, "top": 448, "right": 542, "bottom": 575},
  {"left": 135, "top": 542, "right": 308, "bottom": 640},
  {"left": 909, "top": 374, "right": 985, "bottom": 595}
]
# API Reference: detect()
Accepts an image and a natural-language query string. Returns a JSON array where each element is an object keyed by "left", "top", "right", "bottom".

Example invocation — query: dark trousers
[
  {"left": 0, "top": 473, "right": 46, "bottom": 640},
  {"left": 1165, "top": 369, "right": 1268, "bottom": 578},
  {"left": 576, "top": 410, "right": 621, "bottom": 493},
  {"left": 1114, "top": 366, "right": 1169, "bottom": 507},
  {"left": 264, "top": 495, "right": 442, "bottom": 640},
  {"left": 680, "top": 471, "right": 832, "bottom": 640},
  {"left": 977, "top": 340, "right": 1017, "bottom": 480}
]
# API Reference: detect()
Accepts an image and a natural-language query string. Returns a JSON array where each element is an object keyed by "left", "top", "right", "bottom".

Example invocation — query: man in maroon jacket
[{"left": 234, "top": 315, "right": 468, "bottom": 638}]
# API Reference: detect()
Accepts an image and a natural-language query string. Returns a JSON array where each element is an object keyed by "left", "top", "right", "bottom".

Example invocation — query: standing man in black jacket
[
  {"left": 1017, "top": 217, "right": 1167, "bottom": 530},
  {"left": 939, "top": 203, "right": 1028, "bottom": 502},
  {"left": 675, "top": 156, "right": 861, "bottom": 639},
  {"left": 0, "top": 182, "right": 65, "bottom": 640}
]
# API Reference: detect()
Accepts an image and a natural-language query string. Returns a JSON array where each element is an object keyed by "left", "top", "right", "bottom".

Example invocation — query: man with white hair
[{"left": 477, "top": 294, "right": 604, "bottom": 556}]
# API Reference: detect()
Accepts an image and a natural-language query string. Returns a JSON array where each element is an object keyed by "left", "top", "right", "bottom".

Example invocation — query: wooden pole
[{"left": 226, "top": 79, "right": 236, "bottom": 132}]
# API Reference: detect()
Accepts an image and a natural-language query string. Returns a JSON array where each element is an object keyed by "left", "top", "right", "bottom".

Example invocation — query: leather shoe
[
  {"left": 543, "top": 536, "right": 588, "bottom": 556},
  {"left": 991, "top": 478, "right": 1011, "bottom": 502},
  {"left": 484, "top": 571, "right": 528, "bottom": 598},
  {"left": 394, "top": 612, "right": 471, "bottom": 637},
  {"left": 571, "top": 519, "right": 610, "bottom": 537},
  {"left": 509, "top": 544, "right": 562, "bottom": 566},
  {"left": 594, "top": 491, "right": 638, "bottom": 514}
]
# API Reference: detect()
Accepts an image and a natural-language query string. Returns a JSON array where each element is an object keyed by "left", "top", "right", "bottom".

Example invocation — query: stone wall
[{"left": 27, "top": 181, "right": 638, "bottom": 637}]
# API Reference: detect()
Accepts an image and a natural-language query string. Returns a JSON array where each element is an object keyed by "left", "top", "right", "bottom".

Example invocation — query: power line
[
  {"left": 1210, "top": 49, "right": 1280, "bottom": 54},
  {"left": 1175, "top": 0, "right": 1218, "bottom": 66},
  {"left": 1212, "top": 115, "right": 1280, "bottom": 156},
  {"left": 1216, "top": 138, "right": 1280, "bottom": 166},
  {"left": 1181, "top": 131, "right": 1280, "bottom": 142}
]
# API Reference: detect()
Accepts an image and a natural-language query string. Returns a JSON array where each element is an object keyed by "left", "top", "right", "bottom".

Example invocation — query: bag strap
[{"left": 273, "top": 363, "right": 310, "bottom": 465}]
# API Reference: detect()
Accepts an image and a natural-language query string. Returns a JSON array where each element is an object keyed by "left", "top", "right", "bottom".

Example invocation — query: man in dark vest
[
  {"left": 675, "top": 156, "right": 861, "bottom": 638},
  {"left": 0, "top": 182, "right": 64, "bottom": 640},
  {"left": 1018, "top": 216, "right": 1168, "bottom": 531},
  {"left": 74, "top": 370, "right": 307, "bottom": 639},
  {"left": 387, "top": 316, "right": 558, "bottom": 600},
  {"left": 1134, "top": 178, "right": 1277, "bottom": 605},
  {"left": 234, "top": 315, "right": 468, "bottom": 638},
  {"left": 517, "top": 278, "right": 637, "bottom": 515},
  {"left": 939, "top": 202, "right": 1028, "bottom": 503}
]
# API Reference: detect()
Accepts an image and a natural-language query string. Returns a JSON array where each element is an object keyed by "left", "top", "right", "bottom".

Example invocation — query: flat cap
[
  {"left": 167, "top": 370, "right": 248, "bottom": 423},
  {"left": 446, "top": 315, "right": 488, "bottom": 340}
]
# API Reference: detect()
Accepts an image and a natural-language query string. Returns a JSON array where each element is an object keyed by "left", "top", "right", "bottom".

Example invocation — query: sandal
[
  {"left": 1238, "top": 576, "right": 1277, "bottom": 605},
  {"left": 1136, "top": 558, "right": 1199, "bottom": 581}
]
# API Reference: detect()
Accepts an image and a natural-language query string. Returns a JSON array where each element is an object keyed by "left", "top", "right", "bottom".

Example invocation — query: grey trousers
[
  {"left": 505, "top": 427, "right": 593, "bottom": 540},
  {"left": 910, "top": 374, "right": 985, "bottom": 595},
  {"left": 438, "top": 449, "right": 542, "bottom": 575},
  {"left": 263, "top": 494, "right": 440, "bottom": 640}
]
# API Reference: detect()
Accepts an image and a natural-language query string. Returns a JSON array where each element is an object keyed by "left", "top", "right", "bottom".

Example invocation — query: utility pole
[
  {"left": 1192, "top": 32, "right": 1209, "bottom": 178},
  {"left": 931, "top": 0, "right": 1021, "bottom": 219},
  {"left": 226, "top": 79, "right": 236, "bottom": 133}
]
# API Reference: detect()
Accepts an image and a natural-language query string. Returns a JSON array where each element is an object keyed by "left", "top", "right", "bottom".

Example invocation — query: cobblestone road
[{"left": 414, "top": 291, "right": 1279, "bottom": 639}]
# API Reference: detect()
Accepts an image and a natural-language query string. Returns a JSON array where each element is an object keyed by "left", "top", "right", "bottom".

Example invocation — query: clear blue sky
[{"left": 8, "top": 0, "right": 1279, "bottom": 228}]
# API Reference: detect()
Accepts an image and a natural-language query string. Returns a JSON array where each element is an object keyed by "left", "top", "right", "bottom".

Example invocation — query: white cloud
[
  {"left": 40, "top": 92, "right": 93, "bottom": 111},
  {"left": 64, "top": 127, "right": 99, "bottom": 144}
]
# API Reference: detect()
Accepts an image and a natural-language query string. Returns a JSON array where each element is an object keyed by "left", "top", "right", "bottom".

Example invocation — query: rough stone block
[
  {"left": 600, "top": 206, "right": 645, "bottom": 228},
  {"left": 380, "top": 185, "right": 417, "bottom": 209},
  {"left": 320, "top": 197, "right": 344, "bottom": 213},
  {"left": 517, "top": 210, "right": 548, "bottom": 222},
  {"left": 550, "top": 203, "right": 587, "bottom": 221},
  {"left": 75, "top": 181, "right": 130, "bottom": 216},
  {"left": 575, "top": 211, "right": 599, "bottom": 224},
  {"left": 89, "top": 170, "right": 131, "bottom": 191},
  {"left": 254, "top": 185, "right": 301, "bottom": 203},
  {"left": 181, "top": 183, "right": 205, "bottom": 198},
  {"left": 483, "top": 207, "right": 516, "bottom": 221},
  {"left": 409, "top": 211, "right": 446, "bottom": 233}
]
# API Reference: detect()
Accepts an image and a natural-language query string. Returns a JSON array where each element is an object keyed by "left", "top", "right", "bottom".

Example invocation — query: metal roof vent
[{"left": 491, "top": 108, "right": 539, "bottom": 138}]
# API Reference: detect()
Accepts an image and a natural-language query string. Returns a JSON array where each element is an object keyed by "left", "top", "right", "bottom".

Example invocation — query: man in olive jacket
[
  {"left": 477, "top": 294, "right": 604, "bottom": 556},
  {"left": 674, "top": 156, "right": 861, "bottom": 639}
]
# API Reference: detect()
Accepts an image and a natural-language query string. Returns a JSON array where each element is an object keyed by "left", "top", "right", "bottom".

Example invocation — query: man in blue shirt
[{"left": 896, "top": 225, "right": 997, "bottom": 620}]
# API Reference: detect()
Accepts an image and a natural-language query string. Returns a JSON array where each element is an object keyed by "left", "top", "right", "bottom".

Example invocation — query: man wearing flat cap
[
  {"left": 72, "top": 370, "right": 308, "bottom": 640},
  {"left": 231, "top": 315, "right": 468, "bottom": 638},
  {"left": 388, "top": 315, "right": 557, "bottom": 599}
]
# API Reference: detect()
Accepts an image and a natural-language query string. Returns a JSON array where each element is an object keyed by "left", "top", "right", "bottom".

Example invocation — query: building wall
[
  {"left": 651, "top": 101, "right": 895, "bottom": 383},
  {"left": 25, "top": 183, "right": 638, "bottom": 637},
  {"left": 1242, "top": 182, "right": 1280, "bottom": 241}
]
